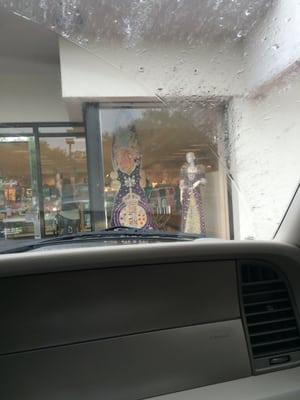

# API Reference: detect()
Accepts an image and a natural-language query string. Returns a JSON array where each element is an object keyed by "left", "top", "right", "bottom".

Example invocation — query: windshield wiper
[{"left": 0, "top": 227, "right": 204, "bottom": 254}]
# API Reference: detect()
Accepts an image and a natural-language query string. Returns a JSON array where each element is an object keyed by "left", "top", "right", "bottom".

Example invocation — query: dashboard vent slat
[
  {"left": 252, "top": 336, "right": 300, "bottom": 349},
  {"left": 244, "top": 297, "right": 289, "bottom": 307},
  {"left": 245, "top": 307, "right": 292, "bottom": 317},
  {"left": 250, "top": 326, "right": 298, "bottom": 338},
  {"left": 242, "top": 279, "right": 281, "bottom": 287},
  {"left": 247, "top": 316, "right": 296, "bottom": 328},
  {"left": 239, "top": 261, "right": 300, "bottom": 370},
  {"left": 243, "top": 288, "right": 287, "bottom": 297}
]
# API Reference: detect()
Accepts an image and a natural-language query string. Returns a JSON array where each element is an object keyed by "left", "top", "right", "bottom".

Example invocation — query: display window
[
  {"left": 0, "top": 109, "right": 231, "bottom": 241},
  {"left": 100, "top": 105, "right": 231, "bottom": 239}
]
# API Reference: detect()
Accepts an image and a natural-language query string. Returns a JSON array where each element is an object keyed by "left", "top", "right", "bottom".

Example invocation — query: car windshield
[{"left": 0, "top": 0, "right": 299, "bottom": 252}]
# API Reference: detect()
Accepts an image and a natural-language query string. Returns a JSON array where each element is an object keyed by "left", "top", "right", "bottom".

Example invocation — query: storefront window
[
  {"left": 0, "top": 112, "right": 230, "bottom": 242},
  {"left": 39, "top": 136, "right": 90, "bottom": 236},
  {"left": 100, "top": 105, "right": 230, "bottom": 239},
  {"left": 0, "top": 136, "right": 40, "bottom": 239}
]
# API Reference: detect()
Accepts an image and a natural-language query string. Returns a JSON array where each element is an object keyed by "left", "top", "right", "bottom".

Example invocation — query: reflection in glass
[
  {"left": 39, "top": 137, "right": 90, "bottom": 236},
  {"left": 0, "top": 137, "right": 39, "bottom": 239}
]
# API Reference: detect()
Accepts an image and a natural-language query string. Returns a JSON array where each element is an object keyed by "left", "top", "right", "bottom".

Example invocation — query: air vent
[{"left": 239, "top": 261, "right": 300, "bottom": 371}]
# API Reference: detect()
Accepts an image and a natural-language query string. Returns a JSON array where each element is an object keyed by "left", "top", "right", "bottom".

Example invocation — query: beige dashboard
[{"left": 0, "top": 240, "right": 299, "bottom": 400}]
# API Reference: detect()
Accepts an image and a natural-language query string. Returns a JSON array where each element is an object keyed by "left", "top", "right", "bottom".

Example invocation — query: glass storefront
[
  {"left": 0, "top": 124, "right": 89, "bottom": 240},
  {"left": 100, "top": 105, "right": 230, "bottom": 239},
  {"left": 0, "top": 135, "right": 40, "bottom": 239},
  {"left": 0, "top": 104, "right": 231, "bottom": 240}
]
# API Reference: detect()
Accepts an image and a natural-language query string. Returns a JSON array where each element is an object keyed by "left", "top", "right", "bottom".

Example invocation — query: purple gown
[
  {"left": 180, "top": 164, "right": 206, "bottom": 235},
  {"left": 111, "top": 164, "right": 154, "bottom": 229}
]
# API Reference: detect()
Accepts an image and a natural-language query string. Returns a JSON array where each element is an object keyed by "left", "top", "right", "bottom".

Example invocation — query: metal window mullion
[
  {"left": 0, "top": 122, "right": 84, "bottom": 128},
  {"left": 37, "top": 133, "right": 85, "bottom": 138},
  {"left": 33, "top": 126, "right": 46, "bottom": 238},
  {"left": 84, "top": 103, "right": 106, "bottom": 231}
]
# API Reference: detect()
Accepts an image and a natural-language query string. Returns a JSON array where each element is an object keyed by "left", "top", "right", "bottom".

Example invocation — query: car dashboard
[{"left": 0, "top": 240, "right": 299, "bottom": 400}]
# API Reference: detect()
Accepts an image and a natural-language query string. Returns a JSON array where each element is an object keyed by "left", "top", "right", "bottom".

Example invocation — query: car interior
[
  {"left": 0, "top": 186, "right": 299, "bottom": 400},
  {"left": 0, "top": 1, "right": 299, "bottom": 399}
]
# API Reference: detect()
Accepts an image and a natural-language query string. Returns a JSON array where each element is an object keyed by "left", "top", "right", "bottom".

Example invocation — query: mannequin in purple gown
[{"left": 180, "top": 152, "right": 206, "bottom": 235}]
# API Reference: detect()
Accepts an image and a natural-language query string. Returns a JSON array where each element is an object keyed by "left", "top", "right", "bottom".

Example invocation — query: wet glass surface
[{"left": 0, "top": 0, "right": 299, "bottom": 247}]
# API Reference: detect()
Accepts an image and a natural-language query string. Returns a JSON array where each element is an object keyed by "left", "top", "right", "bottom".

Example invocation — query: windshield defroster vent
[{"left": 239, "top": 261, "right": 300, "bottom": 371}]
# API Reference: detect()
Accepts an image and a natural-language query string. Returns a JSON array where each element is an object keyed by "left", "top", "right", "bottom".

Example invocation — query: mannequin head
[{"left": 186, "top": 152, "right": 196, "bottom": 164}]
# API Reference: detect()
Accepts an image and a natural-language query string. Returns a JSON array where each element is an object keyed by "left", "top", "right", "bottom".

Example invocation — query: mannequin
[
  {"left": 180, "top": 152, "right": 206, "bottom": 235},
  {"left": 110, "top": 113, "right": 154, "bottom": 229}
]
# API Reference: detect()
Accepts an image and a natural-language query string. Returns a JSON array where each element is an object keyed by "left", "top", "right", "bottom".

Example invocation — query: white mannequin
[{"left": 180, "top": 152, "right": 206, "bottom": 202}]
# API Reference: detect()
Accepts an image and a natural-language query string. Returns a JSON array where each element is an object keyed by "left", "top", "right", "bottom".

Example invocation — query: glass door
[{"left": 0, "top": 136, "right": 40, "bottom": 239}]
